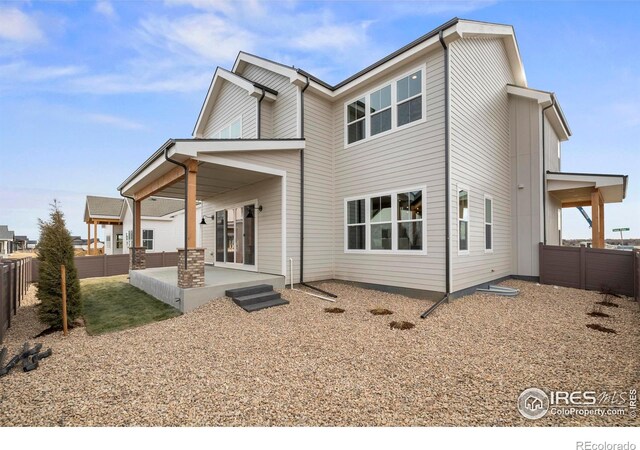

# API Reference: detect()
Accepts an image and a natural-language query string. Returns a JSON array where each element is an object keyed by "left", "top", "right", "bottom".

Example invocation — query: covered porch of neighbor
[
  {"left": 117, "top": 138, "right": 302, "bottom": 309},
  {"left": 547, "top": 171, "right": 628, "bottom": 248}
]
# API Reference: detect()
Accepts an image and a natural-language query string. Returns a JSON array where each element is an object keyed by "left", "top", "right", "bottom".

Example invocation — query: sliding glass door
[{"left": 215, "top": 203, "right": 256, "bottom": 269}]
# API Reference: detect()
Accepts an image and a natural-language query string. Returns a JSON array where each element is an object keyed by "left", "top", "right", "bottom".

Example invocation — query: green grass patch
[{"left": 81, "top": 275, "right": 181, "bottom": 335}]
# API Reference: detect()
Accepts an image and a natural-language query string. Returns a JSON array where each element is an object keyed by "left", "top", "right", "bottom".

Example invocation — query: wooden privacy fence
[
  {"left": 539, "top": 243, "right": 640, "bottom": 300},
  {"left": 31, "top": 252, "right": 179, "bottom": 282},
  {"left": 1, "top": 257, "right": 33, "bottom": 343}
]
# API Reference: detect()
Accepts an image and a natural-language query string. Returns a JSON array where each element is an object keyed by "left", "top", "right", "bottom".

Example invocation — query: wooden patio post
[
  {"left": 599, "top": 193, "right": 605, "bottom": 249},
  {"left": 134, "top": 200, "right": 142, "bottom": 247},
  {"left": 87, "top": 222, "right": 91, "bottom": 255},
  {"left": 591, "top": 189, "right": 601, "bottom": 249},
  {"left": 93, "top": 220, "right": 98, "bottom": 254},
  {"left": 186, "top": 160, "right": 198, "bottom": 249}
]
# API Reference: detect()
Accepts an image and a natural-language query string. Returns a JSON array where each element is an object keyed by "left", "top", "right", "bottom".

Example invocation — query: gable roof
[
  {"left": 193, "top": 67, "right": 278, "bottom": 138},
  {"left": 0, "top": 225, "right": 14, "bottom": 241},
  {"left": 506, "top": 84, "right": 571, "bottom": 141},
  {"left": 193, "top": 18, "right": 527, "bottom": 138},
  {"left": 85, "top": 195, "right": 125, "bottom": 221},
  {"left": 230, "top": 18, "right": 526, "bottom": 101}
]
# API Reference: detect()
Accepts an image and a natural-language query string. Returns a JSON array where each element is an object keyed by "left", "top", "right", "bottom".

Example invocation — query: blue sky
[{"left": 0, "top": 0, "right": 638, "bottom": 241}]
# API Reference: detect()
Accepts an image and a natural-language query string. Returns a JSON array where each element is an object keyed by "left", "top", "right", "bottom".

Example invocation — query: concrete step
[
  {"left": 242, "top": 297, "right": 290, "bottom": 312},
  {"left": 233, "top": 291, "right": 282, "bottom": 306},
  {"left": 225, "top": 284, "right": 273, "bottom": 299}
]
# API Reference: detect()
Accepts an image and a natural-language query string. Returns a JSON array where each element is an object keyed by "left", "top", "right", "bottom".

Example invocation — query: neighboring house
[
  {"left": 84, "top": 195, "right": 202, "bottom": 255},
  {"left": 0, "top": 226, "right": 14, "bottom": 256},
  {"left": 117, "top": 18, "right": 628, "bottom": 298},
  {"left": 70, "top": 236, "right": 104, "bottom": 251},
  {"left": 13, "top": 235, "right": 29, "bottom": 251}
]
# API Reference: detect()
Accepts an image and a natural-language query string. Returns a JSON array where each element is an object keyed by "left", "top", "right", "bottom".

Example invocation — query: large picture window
[
  {"left": 458, "top": 189, "right": 469, "bottom": 253},
  {"left": 345, "top": 187, "right": 426, "bottom": 253},
  {"left": 344, "top": 66, "right": 425, "bottom": 147}
]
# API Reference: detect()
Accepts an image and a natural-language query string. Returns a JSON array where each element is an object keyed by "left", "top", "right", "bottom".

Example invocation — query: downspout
[
  {"left": 256, "top": 87, "right": 266, "bottom": 138},
  {"left": 296, "top": 70, "right": 337, "bottom": 299},
  {"left": 119, "top": 191, "right": 136, "bottom": 254},
  {"left": 422, "top": 29, "right": 450, "bottom": 318},
  {"left": 541, "top": 96, "right": 555, "bottom": 245},
  {"left": 163, "top": 140, "right": 189, "bottom": 269}
]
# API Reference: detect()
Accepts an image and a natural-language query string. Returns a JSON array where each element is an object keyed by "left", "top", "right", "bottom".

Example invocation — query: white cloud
[
  {"left": 95, "top": 0, "right": 117, "bottom": 20},
  {"left": 138, "top": 13, "right": 256, "bottom": 63},
  {"left": 294, "top": 21, "right": 372, "bottom": 53},
  {"left": 389, "top": 0, "right": 498, "bottom": 16},
  {"left": 164, "top": 0, "right": 237, "bottom": 14},
  {"left": 0, "top": 62, "right": 85, "bottom": 90},
  {"left": 0, "top": 7, "right": 44, "bottom": 43},
  {"left": 86, "top": 113, "right": 146, "bottom": 130}
]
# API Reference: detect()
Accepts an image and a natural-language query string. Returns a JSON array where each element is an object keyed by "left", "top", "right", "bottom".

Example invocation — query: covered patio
[
  {"left": 547, "top": 170, "right": 628, "bottom": 248},
  {"left": 130, "top": 266, "right": 284, "bottom": 312},
  {"left": 117, "top": 138, "right": 302, "bottom": 309}
]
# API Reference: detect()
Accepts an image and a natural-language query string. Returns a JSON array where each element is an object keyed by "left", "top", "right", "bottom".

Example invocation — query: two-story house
[{"left": 117, "top": 18, "right": 628, "bottom": 308}]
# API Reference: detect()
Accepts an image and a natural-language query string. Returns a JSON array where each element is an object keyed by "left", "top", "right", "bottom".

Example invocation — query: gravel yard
[{"left": 0, "top": 280, "right": 638, "bottom": 426}]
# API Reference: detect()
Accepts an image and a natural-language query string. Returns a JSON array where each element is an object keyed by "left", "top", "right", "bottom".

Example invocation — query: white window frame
[
  {"left": 212, "top": 115, "right": 243, "bottom": 139},
  {"left": 142, "top": 229, "right": 154, "bottom": 251},
  {"left": 458, "top": 186, "right": 470, "bottom": 255},
  {"left": 344, "top": 186, "right": 427, "bottom": 255},
  {"left": 343, "top": 64, "right": 427, "bottom": 148},
  {"left": 116, "top": 233, "right": 123, "bottom": 249},
  {"left": 369, "top": 84, "right": 392, "bottom": 137},
  {"left": 345, "top": 97, "right": 366, "bottom": 145},
  {"left": 484, "top": 194, "right": 493, "bottom": 253}
]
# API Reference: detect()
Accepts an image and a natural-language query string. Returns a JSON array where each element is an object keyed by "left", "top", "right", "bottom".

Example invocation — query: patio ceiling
[
  {"left": 155, "top": 161, "right": 275, "bottom": 200},
  {"left": 547, "top": 171, "right": 628, "bottom": 205}
]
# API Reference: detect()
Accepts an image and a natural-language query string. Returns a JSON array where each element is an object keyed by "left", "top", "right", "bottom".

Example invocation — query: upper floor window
[
  {"left": 344, "top": 65, "right": 426, "bottom": 147},
  {"left": 347, "top": 98, "right": 366, "bottom": 144},
  {"left": 213, "top": 117, "right": 242, "bottom": 139},
  {"left": 396, "top": 70, "right": 422, "bottom": 127}
]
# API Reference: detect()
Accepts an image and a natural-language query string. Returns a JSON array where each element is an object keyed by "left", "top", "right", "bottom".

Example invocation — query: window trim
[
  {"left": 484, "top": 194, "right": 493, "bottom": 253},
  {"left": 213, "top": 198, "right": 259, "bottom": 272},
  {"left": 115, "top": 233, "right": 123, "bottom": 249},
  {"left": 212, "top": 115, "right": 243, "bottom": 139},
  {"left": 457, "top": 186, "right": 470, "bottom": 256},
  {"left": 142, "top": 229, "right": 154, "bottom": 251},
  {"left": 344, "top": 186, "right": 427, "bottom": 255},
  {"left": 369, "top": 84, "right": 392, "bottom": 137},
  {"left": 346, "top": 97, "right": 366, "bottom": 144},
  {"left": 343, "top": 64, "right": 427, "bottom": 148}
]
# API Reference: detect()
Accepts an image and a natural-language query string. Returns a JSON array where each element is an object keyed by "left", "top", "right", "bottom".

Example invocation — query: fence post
[
  {"left": 103, "top": 253, "right": 108, "bottom": 277},
  {"left": 0, "top": 264, "right": 5, "bottom": 343},
  {"left": 61, "top": 265, "right": 68, "bottom": 336},
  {"left": 634, "top": 249, "right": 639, "bottom": 302},
  {"left": 538, "top": 242, "right": 544, "bottom": 284},
  {"left": 162, "top": 251, "right": 166, "bottom": 267},
  {"left": 579, "top": 246, "right": 586, "bottom": 290}
]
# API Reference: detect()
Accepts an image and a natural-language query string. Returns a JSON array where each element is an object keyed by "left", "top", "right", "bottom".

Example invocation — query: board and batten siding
[
  {"left": 333, "top": 48, "right": 447, "bottom": 292},
  {"left": 509, "top": 95, "right": 543, "bottom": 277},
  {"left": 200, "top": 150, "right": 301, "bottom": 283},
  {"left": 449, "top": 37, "right": 515, "bottom": 292},
  {"left": 239, "top": 64, "right": 298, "bottom": 139},
  {"left": 202, "top": 80, "right": 257, "bottom": 139}
]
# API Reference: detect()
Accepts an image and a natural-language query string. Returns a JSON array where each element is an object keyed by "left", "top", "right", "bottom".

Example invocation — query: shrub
[{"left": 37, "top": 200, "right": 82, "bottom": 328}]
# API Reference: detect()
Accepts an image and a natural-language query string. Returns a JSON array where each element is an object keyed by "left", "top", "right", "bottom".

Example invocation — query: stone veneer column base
[
  {"left": 129, "top": 247, "right": 146, "bottom": 270},
  {"left": 177, "top": 248, "right": 205, "bottom": 288}
]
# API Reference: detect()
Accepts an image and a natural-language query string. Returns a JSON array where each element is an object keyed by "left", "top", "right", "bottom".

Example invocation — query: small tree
[{"left": 37, "top": 200, "right": 82, "bottom": 328}]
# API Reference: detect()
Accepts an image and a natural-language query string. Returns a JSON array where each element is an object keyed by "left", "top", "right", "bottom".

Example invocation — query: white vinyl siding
[
  {"left": 200, "top": 150, "right": 300, "bottom": 283},
  {"left": 202, "top": 80, "right": 256, "bottom": 139},
  {"left": 334, "top": 49, "right": 446, "bottom": 292},
  {"left": 450, "top": 37, "right": 515, "bottom": 291},
  {"left": 240, "top": 63, "right": 298, "bottom": 138}
]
